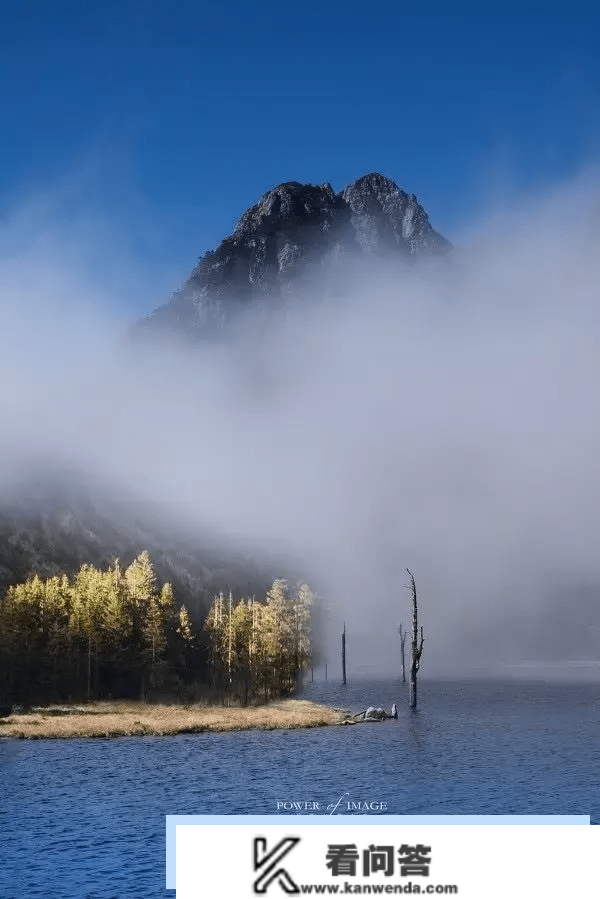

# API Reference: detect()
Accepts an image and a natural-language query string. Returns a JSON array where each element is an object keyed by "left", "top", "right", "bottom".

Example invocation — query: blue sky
[{"left": 1, "top": 0, "right": 599, "bottom": 315}]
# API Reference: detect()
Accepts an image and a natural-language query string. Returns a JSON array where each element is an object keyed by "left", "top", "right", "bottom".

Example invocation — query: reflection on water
[{"left": 0, "top": 679, "right": 597, "bottom": 898}]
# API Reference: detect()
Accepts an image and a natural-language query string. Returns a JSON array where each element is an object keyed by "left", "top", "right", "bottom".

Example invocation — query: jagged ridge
[{"left": 137, "top": 172, "right": 451, "bottom": 338}]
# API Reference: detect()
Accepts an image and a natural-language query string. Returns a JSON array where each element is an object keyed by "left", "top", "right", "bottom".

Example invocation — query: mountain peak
[
  {"left": 136, "top": 173, "right": 451, "bottom": 338},
  {"left": 341, "top": 173, "right": 449, "bottom": 256},
  {"left": 234, "top": 180, "right": 340, "bottom": 239}
]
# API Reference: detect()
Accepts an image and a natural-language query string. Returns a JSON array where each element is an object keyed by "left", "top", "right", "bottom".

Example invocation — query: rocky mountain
[{"left": 136, "top": 172, "right": 451, "bottom": 339}]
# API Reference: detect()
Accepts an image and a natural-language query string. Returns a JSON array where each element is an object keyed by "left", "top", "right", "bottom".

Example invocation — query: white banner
[{"left": 172, "top": 818, "right": 595, "bottom": 898}]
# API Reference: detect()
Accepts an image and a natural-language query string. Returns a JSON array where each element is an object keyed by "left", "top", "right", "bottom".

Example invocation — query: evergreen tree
[
  {"left": 251, "top": 599, "right": 276, "bottom": 700},
  {"left": 99, "top": 560, "right": 130, "bottom": 655},
  {"left": 71, "top": 564, "right": 107, "bottom": 698},
  {"left": 144, "top": 581, "right": 174, "bottom": 663},
  {"left": 177, "top": 605, "right": 193, "bottom": 644},
  {"left": 265, "top": 579, "right": 295, "bottom": 692},
  {"left": 124, "top": 551, "right": 158, "bottom": 650},
  {"left": 291, "top": 582, "right": 314, "bottom": 678}
]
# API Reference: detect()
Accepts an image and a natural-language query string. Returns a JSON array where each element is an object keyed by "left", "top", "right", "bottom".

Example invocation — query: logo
[
  {"left": 253, "top": 836, "right": 300, "bottom": 894},
  {"left": 275, "top": 792, "right": 388, "bottom": 813}
]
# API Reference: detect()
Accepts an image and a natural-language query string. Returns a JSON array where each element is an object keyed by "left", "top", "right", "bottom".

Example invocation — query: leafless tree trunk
[
  {"left": 406, "top": 569, "right": 424, "bottom": 709},
  {"left": 341, "top": 623, "right": 346, "bottom": 685},
  {"left": 398, "top": 623, "right": 407, "bottom": 684}
]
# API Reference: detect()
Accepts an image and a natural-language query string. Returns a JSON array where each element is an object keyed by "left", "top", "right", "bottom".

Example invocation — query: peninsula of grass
[{"left": 0, "top": 699, "right": 351, "bottom": 740}]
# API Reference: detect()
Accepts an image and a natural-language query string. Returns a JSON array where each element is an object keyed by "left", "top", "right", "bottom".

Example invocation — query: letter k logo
[{"left": 253, "top": 836, "right": 300, "bottom": 894}]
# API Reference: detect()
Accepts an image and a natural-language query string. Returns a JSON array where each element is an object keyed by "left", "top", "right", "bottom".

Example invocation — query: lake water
[{"left": 1, "top": 679, "right": 598, "bottom": 898}]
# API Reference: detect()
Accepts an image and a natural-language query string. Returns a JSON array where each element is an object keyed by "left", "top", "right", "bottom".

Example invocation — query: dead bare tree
[
  {"left": 406, "top": 569, "right": 424, "bottom": 709},
  {"left": 398, "top": 623, "right": 407, "bottom": 684}
]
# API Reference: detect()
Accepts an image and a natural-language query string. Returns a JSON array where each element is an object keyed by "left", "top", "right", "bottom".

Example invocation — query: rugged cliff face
[
  {"left": 341, "top": 173, "right": 449, "bottom": 256},
  {"left": 136, "top": 172, "right": 451, "bottom": 338}
]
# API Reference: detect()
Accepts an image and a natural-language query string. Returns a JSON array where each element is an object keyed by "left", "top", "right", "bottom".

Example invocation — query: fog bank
[{"left": 2, "top": 169, "right": 600, "bottom": 677}]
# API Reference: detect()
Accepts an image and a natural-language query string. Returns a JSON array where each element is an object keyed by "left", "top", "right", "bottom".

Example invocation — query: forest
[{"left": 0, "top": 552, "right": 316, "bottom": 706}]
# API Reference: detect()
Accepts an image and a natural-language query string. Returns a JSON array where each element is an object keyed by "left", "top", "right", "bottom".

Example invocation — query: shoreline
[{"left": 0, "top": 698, "right": 351, "bottom": 740}]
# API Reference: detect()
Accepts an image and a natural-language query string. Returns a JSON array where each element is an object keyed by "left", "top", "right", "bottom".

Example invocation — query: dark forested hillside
[{"left": 0, "top": 472, "right": 280, "bottom": 627}]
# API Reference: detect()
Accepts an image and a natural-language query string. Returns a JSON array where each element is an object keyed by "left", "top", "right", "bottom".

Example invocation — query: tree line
[{"left": 0, "top": 552, "right": 316, "bottom": 706}]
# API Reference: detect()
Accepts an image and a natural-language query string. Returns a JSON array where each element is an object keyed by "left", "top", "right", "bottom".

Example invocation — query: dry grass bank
[{"left": 0, "top": 699, "right": 350, "bottom": 740}]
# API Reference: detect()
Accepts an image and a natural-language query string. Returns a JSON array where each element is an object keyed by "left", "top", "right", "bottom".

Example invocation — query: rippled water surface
[{"left": 1, "top": 679, "right": 598, "bottom": 898}]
